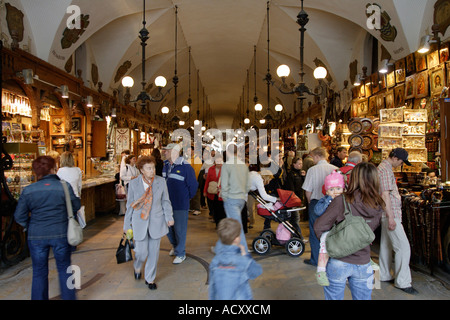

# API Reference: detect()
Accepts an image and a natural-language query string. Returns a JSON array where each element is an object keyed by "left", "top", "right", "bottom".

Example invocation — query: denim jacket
[
  {"left": 209, "top": 243, "right": 262, "bottom": 300},
  {"left": 314, "top": 195, "right": 333, "bottom": 217},
  {"left": 14, "top": 174, "right": 81, "bottom": 240}
]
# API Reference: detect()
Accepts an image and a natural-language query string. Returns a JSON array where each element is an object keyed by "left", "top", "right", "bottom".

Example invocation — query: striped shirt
[{"left": 377, "top": 159, "right": 402, "bottom": 219}]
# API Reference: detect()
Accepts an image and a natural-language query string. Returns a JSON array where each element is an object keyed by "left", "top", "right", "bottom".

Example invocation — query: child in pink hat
[{"left": 313, "top": 171, "right": 345, "bottom": 286}]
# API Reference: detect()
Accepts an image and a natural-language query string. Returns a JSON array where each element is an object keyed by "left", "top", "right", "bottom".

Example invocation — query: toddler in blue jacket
[
  {"left": 314, "top": 171, "right": 345, "bottom": 286},
  {"left": 209, "top": 218, "right": 262, "bottom": 300}
]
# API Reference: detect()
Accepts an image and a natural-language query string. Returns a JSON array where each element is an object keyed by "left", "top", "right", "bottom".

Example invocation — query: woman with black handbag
[
  {"left": 314, "top": 162, "right": 384, "bottom": 300},
  {"left": 123, "top": 156, "right": 174, "bottom": 290}
]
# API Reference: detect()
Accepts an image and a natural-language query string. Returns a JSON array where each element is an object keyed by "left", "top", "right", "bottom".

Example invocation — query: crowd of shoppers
[{"left": 13, "top": 142, "right": 419, "bottom": 300}]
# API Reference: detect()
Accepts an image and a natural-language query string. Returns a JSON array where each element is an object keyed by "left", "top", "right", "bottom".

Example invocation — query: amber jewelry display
[{"left": 403, "top": 109, "right": 427, "bottom": 122}]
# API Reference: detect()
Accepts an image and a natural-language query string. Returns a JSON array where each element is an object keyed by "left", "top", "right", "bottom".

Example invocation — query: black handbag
[{"left": 116, "top": 236, "right": 133, "bottom": 264}]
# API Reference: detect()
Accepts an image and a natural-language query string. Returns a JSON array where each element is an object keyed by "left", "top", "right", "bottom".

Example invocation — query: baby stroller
[{"left": 250, "top": 189, "right": 306, "bottom": 257}]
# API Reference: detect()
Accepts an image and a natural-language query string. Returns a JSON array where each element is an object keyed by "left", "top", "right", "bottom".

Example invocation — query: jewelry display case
[
  {"left": 402, "top": 136, "right": 426, "bottom": 149},
  {"left": 380, "top": 107, "right": 404, "bottom": 123},
  {"left": 378, "top": 123, "right": 404, "bottom": 138},
  {"left": 403, "top": 109, "right": 427, "bottom": 122},
  {"left": 3, "top": 143, "right": 38, "bottom": 200}
]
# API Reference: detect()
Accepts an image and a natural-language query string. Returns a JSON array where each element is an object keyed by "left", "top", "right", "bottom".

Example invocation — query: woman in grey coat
[{"left": 123, "top": 156, "right": 174, "bottom": 290}]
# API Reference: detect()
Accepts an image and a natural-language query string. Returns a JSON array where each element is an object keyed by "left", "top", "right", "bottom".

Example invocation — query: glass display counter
[{"left": 3, "top": 143, "right": 38, "bottom": 200}]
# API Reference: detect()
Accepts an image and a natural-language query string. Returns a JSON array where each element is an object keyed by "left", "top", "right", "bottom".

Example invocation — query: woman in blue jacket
[{"left": 14, "top": 156, "right": 81, "bottom": 300}]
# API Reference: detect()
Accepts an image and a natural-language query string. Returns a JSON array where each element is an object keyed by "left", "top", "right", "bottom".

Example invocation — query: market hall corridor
[{"left": 0, "top": 208, "right": 449, "bottom": 300}]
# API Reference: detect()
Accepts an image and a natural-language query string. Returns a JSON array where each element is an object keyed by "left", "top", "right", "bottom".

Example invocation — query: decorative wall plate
[
  {"left": 372, "top": 136, "right": 379, "bottom": 151},
  {"left": 349, "top": 134, "right": 363, "bottom": 148},
  {"left": 349, "top": 147, "right": 363, "bottom": 154},
  {"left": 362, "top": 149, "right": 373, "bottom": 160},
  {"left": 362, "top": 135, "right": 373, "bottom": 150},
  {"left": 372, "top": 119, "right": 380, "bottom": 135},
  {"left": 360, "top": 118, "right": 373, "bottom": 133},
  {"left": 348, "top": 119, "right": 363, "bottom": 134}
]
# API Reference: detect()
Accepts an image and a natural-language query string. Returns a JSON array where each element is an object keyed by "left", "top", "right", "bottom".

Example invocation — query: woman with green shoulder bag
[{"left": 314, "top": 162, "right": 384, "bottom": 300}]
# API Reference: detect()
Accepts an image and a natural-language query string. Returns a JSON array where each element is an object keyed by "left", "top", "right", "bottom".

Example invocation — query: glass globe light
[
  {"left": 121, "top": 76, "right": 134, "bottom": 88},
  {"left": 313, "top": 66, "right": 327, "bottom": 80},
  {"left": 254, "top": 103, "right": 263, "bottom": 111},
  {"left": 244, "top": 118, "right": 250, "bottom": 124},
  {"left": 154, "top": 76, "right": 167, "bottom": 87},
  {"left": 276, "top": 65, "right": 290, "bottom": 78},
  {"left": 274, "top": 104, "right": 283, "bottom": 112},
  {"left": 161, "top": 106, "right": 169, "bottom": 114},
  {"left": 182, "top": 105, "right": 190, "bottom": 113},
  {"left": 194, "top": 119, "right": 200, "bottom": 125},
  {"left": 179, "top": 120, "right": 185, "bottom": 126}
]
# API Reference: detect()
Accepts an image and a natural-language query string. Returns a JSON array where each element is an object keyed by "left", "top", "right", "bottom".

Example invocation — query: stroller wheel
[
  {"left": 260, "top": 229, "right": 275, "bottom": 241},
  {"left": 285, "top": 238, "right": 305, "bottom": 257},
  {"left": 252, "top": 236, "right": 271, "bottom": 255}
]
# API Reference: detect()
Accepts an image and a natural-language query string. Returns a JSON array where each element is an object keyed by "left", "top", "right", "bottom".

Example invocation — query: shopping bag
[
  {"left": 115, "top": 184, "right": 127, "bottom": 200},
  {"left": 116, "top": 236, "right": 133, "bottom": 264},
  {"left": 77, "top": 205, "right": 86, "bottom": 228}
]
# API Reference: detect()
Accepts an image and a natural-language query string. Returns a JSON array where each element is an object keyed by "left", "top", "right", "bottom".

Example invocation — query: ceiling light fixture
[
  {"left": 272, "top": 0, "right": 327, "bottom": 111},
  {"left": 417, "top": 35, "right": 431, "bottom": 54},
  {"left": 121, "top": 0, "right": 170, "bottom": 114},
  {"left": 60, "top": 85, "right": 69, "bottom": 98}
]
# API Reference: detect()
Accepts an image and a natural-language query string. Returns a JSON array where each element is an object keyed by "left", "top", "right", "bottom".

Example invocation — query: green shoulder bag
[{"left": 325, "top": 195, "right": 375, "bottom": 259}]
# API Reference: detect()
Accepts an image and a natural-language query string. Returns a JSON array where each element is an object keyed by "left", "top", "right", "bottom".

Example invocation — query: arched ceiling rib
[{"left": 5, "top": 0, "right": 442, "bottom": 129}]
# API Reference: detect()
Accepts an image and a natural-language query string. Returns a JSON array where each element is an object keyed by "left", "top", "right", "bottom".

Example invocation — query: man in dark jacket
[
  {"left": 284, "top": 157, "right": 305, "bottom": 234},
  {"left": 330, "top": 147, "right": 348, "bottom": 168}
]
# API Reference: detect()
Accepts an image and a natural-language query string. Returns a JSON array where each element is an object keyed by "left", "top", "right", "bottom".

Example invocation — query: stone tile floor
[{"left": 1, "top": 208, "right": 449, "bottom": 301}]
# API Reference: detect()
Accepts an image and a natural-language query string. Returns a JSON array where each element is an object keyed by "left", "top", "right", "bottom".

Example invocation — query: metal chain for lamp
[
  {"left": 272, "top": 0, "right": 321, "bottom": 113},
  {"left": 128, "top": 0, "right": 171, "bottom": 114}
]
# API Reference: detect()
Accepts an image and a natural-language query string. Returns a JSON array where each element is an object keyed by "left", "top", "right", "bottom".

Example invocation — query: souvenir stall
[
  {"left": 345, "top": 42, "right": 450, "bottom": 274},
  {"left": 1, "top": 46, "right": 169, "bottom": 226}
]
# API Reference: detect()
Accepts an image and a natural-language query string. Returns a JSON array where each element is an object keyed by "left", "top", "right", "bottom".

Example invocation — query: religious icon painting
[
  {"left": 387, "top": 71, "right": 396, "bottom": 88},
  {"left": 415, "top": 70, "right": 429, "bottom": 98},
  {"left": 368, "top": 96, "right": 377, "bottom": 116},
  {"left": 357, "top": 99, "right": 368, "bottom": 116},
  {"left": 405, "top": 53, "right": 415, "bottom": 75},
  {"left": 447, "top": 61, "right": 450, "bottom": 86},
  {"left": 379, "top": 72, "right": 386, "bottom": 90},
  {"left": 430, "top": 67, "right": 444, "bottom": 95},
  {"left": 394, "top": 84, "right": 405, "bottom": 107},
  {"left": 427, "top": 50, "right": 439, "bottom": 69},
  {"left": 385, "top": 90, "right": 394, "bottom": 109},
  {"left": 376, "top": 94, "right": 385, "bottom": 113},
  {"left": 364, "top": 81, "right": 372, "bottom": 97},
  {"left": 440, "top": 44, "right": 449, "bottom": 63},
  {"left": 359, "top": 83, "right": 366, "bottom": 98},
  {"left": 371, "top": 73, "right": 379, "bottom": 94},
  {"left": 395, "top": 59, "right": 406, "bottom": 83},
  {"left": 405, "top": 75, "right": 415, "bottom": 100},
  {"left": 415, "top": 52, "right": 427, "bottom": 72}
]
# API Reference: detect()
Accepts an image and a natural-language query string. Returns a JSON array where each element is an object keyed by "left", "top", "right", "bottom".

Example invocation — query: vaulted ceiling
[{"left": 2, "top": 0, "right": 444, "bottom": 129}]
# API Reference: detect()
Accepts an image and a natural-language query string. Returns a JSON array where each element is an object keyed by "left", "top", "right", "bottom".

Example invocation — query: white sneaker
[
  {"left": 173, "top": 255, "right": 186, "bottom": 264},
  {"left": 169, "top": 248, "right": 175, "bottom": 256},
  {"left": 192, "top": 210, "right": 201, "bottom": 216}
]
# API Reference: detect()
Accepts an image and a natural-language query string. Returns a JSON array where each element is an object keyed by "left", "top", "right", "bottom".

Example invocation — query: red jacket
[{"left": 204, "top": 165, "right": 222, "bottom": 201}]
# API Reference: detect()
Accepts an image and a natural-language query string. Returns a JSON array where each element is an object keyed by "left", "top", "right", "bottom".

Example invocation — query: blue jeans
[
  {"left": 167, "top": 210, "right": 189, "bottom": 257},
  {"left": 223, "top": 198, "right": 248, "bottom": 252},
  {"left": 28, "top": 238, "right": 76, "bottom": 300},
  {"left": 308, "top": 199, "right": 319, "bottom": 266},
  {"left": 323, "top": 258, "right": 374, "bottom": 300}
]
